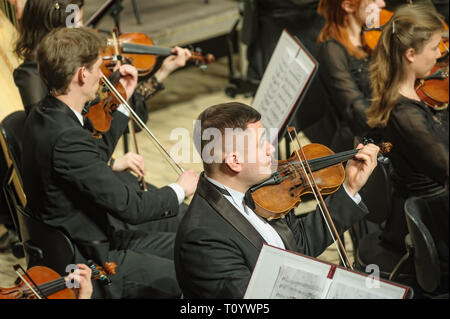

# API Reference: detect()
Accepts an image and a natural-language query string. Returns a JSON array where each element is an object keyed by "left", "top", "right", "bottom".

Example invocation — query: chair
[
  {"left": 3, "top": 165, "right": 25, "bottom": 242},
  {"left": 1, "top": 110, "right": 27, "bottom": 175},
  {"left": 15, "top": 205, "right": 75, "bottom": 276},
  {"left": 0, "top": 112, "right": 27, "bottom": 256},
  {"left": 403, "top": 197, "right": 448, "bottom": 297}
]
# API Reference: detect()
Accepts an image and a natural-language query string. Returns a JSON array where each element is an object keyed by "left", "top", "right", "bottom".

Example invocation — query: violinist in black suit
[
  {"left": 174, "top": 102, "right": 380, "bottom": 298},
  {"left": 22, "top": 27, "right": 198, "bottom": 299}
]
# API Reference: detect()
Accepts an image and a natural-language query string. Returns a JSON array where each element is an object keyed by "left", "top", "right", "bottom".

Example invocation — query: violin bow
[
  {"left": 13, "top": 264, "right": 44, "bottom": 299},
  {"left": 286, "top": 127, "right": 353, "bottom": 269},
  {"left": 101, "top": 74, "right": 185, "bottom": 176},
  {"left": 109, "top": 30, "right": 148, "bottom": 191}
]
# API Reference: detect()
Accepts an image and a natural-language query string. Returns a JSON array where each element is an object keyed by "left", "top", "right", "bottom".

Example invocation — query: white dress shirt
[{"left": 205, "top": 174, "right": 286, "bottom": 249}]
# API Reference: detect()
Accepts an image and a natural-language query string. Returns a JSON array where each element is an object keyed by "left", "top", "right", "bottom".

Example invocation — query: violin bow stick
[
  {"left": 101, "top": 75, "right": 185, "bottom": 176},
  {"left": 13, "top": 265, "right": 44, "bottom": 299},
  {"left": 286, "top": 127, "right": 353, "bottom": 270},
  {"left": 128, "top": 112, "right": 148, "bottom": 191}
]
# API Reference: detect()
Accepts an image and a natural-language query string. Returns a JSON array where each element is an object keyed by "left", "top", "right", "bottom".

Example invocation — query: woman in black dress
[{"left": 366, "top": 4, "right": 448, "bottom": 264}]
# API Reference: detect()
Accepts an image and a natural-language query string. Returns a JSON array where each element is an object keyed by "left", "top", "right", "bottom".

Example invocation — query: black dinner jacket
[
  {"left": 22, "top": 95, "right": 179, "bottom": 262},
  {"left": 174, "top": 173, "right": 369, "bottom": 298}
]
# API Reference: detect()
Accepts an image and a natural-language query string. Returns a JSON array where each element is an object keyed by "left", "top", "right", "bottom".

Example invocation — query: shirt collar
[
  {"left": 69, "top": 108, "right": 84, "bottom": 126},
  {"left": 204, "top": 174, "right": 246, "bottom": 211}
]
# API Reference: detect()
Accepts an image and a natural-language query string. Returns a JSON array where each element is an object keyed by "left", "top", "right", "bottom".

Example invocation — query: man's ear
[
  {"left": 404, "top": 48, "right": 415, "bottom": 63},
  {"left": 77, "top": 66, "right": 86, "bottom": 86},
  {"left": 341, "top": 0, "right": 356, "bottom": 13},
  {"left": 224, "top": 152, "right": 242, "bottom": 173}
]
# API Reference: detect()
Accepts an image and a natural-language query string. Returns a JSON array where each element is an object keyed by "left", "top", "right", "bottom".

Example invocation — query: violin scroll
[
  {"left": 87, "top": 260, "right": 117, "bottom": 286},
  {"left": 362, "top": 137, "right": 392, "bottom": 164}
]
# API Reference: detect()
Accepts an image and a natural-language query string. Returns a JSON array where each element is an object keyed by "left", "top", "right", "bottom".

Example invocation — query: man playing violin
[
  {"left": 174, "top": 102, "right": 380, "bottom": 298},
  {"left": 22, "top": 27, "right": 198, "bottom": 299}
]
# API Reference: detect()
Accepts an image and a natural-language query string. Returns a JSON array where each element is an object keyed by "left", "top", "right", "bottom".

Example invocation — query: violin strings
[
  {"left": 20, "top": 277, "right": 66, "bottom": 298},
  {"left": 287, "top": 129, "right": 349, "bottom": 269}
]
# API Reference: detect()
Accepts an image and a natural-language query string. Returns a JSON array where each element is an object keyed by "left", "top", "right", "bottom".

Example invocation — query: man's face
[{"left": 235, "top": 121, "right": 275, "bottom": 186}]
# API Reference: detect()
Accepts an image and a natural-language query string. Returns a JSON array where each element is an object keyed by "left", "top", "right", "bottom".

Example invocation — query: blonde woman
[{"left": 366, "top": 4, "right": 448, "bottom": 263}]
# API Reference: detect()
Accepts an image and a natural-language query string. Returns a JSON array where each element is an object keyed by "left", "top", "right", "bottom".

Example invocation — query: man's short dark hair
[
  {"left": 195, "top": 102, "right": 261, "bottom": 173},
  {"left": 37, "top": 27, "right": 106, "bottom": 96}
]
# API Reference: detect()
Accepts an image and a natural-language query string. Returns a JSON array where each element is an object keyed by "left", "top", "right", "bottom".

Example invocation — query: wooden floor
[{"left": 83, "top": 0, "right": 240, "bottom": 47}]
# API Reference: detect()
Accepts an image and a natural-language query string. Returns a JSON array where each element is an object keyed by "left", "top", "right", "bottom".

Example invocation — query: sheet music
[
  {"left": 326, "top": 281, "right": 389, "bottom": 299},
  {"left": 252, "top": 30, "right": 317, "bottom": 140},
  {"left": 270, "top": 264, "right": 328, "bottom": 299},
  {"left": 325, "top": 268, "right": 407, "bottom": 299},
  {"left": 244, "top": 244, "right": 409, "bottom": 299}
]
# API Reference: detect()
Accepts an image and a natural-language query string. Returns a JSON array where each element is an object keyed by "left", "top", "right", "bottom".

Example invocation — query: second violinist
[
  {"left": 22, "top": 26, "right": 197, "bottom": 299},
  {"left": 12, "top": 0, "right": 198, "bottom": 234}
]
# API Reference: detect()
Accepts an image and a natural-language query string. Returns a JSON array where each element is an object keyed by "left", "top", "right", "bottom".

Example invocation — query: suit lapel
[
  {"left": 197, "top": 173, "right": 265, "bottom": 250},
  {"left": 270, "top": 219, "right": 297, "bottom": 251}
]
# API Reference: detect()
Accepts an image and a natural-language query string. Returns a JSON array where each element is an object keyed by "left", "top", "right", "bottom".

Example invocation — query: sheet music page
[
  {"left": 252, "top": 30, "right": 316, "bottom": 139},
  {"left": 270, "top": 264, "right": 329, "bottom": 299},
  {"left": 325, "top": 268, "right": 407, "bottom": 299},
  {"left": 244, "top": 244, "right": 331, "bottom": 299}
]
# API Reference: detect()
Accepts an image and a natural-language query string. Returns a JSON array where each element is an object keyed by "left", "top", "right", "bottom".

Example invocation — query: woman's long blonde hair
[
  {"left": 318, "top": 0, "right": 367, "bottom": 59},
  {"left": 366, "top": 4, "right": 444, "bottom": 128}
]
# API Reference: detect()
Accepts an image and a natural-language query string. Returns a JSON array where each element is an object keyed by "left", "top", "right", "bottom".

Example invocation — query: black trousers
[
  {"left": 99, "top": 173, "right": 187, "bottom": 298},
  {"left": 103, "top": 228, "right": 181, "bottom": 299}
]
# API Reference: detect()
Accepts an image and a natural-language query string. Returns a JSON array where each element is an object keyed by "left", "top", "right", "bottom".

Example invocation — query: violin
[
  {"left": 246, "top": 128, "right": 392, "bottom": 269},
  {"left": 84, "top": 64, "right": 127, "bottom": 137},
  {"left": 103, "top": 31, "right": 215, "bottom": 77},
  {"left": 248, "top": 140, "right": 392, "bottom": 221},
  {"left": 361, "top": 8, "right": 394, "bottom": 55},
  {"left": 0, "top": 261, "right": 116, "bottom": 299},
  {"left": 415, "top": 29, "right": 449, "bottom": 110}
]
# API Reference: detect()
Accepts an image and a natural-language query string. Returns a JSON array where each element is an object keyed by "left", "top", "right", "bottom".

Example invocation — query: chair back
[
  {"left": 404, "top": 197, "right": 440, "bottom": 293},
  {"left": 2, "top": 165, "right": 24, "bottom": 239},
  {"left": 1, "top": 111, "right": 27, "bottom": 228},
  {"left": 15, "top": 205, "right": 75, "bottom": 276},
  {"left": 0, "top": 110, "right": 26, "bottom": 171}
]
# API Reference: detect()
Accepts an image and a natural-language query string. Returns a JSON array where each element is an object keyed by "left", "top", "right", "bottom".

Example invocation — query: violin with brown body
[
  {"left": 103, "top": 31, "right": 215, "bottom": 77},
  {"left": 415, "top": 29, "right": 449, "bottom": 110},
  {"left": 361, "top": 9, "right": 394, "bottom": 55},
  {"left": 246, "top": 129, "right": 391, "bottom": 269},
  {"left": 249, "top": 140, "right": 392, "bottom": 221},
  {"left": 0, "top": 261, "right": 116, "bottom": 299}
]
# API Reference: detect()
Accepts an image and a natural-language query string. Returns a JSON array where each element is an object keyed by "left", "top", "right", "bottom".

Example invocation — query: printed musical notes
[
  {"left": 270, "top": 265, "right": 327, "bottom": 299},
  {"left": 252, "top": 30, "right": 317, "bottom": 142}
]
